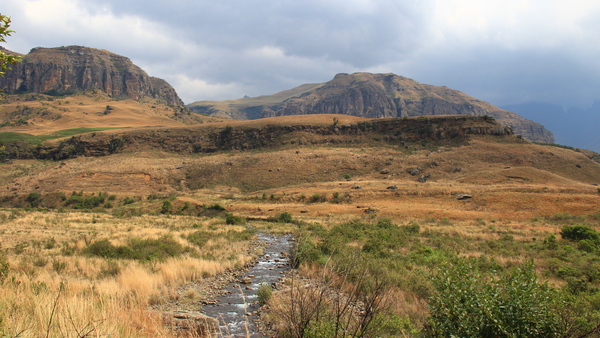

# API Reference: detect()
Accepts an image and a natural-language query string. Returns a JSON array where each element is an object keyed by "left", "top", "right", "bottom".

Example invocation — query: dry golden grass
[
  {"left": 0, "top": 117, "right": 598, "bottom": 335},
  {"left": 0, "top": 210, "right": 256, "bottom": 337},
  {"left": 0, "top": 93, "right": 194, "bottom": 135}
]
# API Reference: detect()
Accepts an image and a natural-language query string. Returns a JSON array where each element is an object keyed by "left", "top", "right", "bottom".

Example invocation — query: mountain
[
  {"left": 503, "top": 101, "right": 600, "bottom": 152},
  {"left": 187, "top": 72, "right": 555, "bottom": 143},
  {"left": 0, "top": 46, "right": 217, "bottom": 135},
  {"left": 0, "top": 46, "right": 184, "bottom": 109}
]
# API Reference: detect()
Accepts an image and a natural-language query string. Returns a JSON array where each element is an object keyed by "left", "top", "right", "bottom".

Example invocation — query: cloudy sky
[{"left": 2, "top": 0, "right": 599, "bottom": 109}]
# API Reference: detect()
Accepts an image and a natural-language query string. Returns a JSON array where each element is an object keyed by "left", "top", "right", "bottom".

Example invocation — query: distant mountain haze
[
  {"left": 502, "top": 101, "right": 600, "bottom": 152},
  {"left": 188, "top": 72, "right": 555, "bottom": 143}
]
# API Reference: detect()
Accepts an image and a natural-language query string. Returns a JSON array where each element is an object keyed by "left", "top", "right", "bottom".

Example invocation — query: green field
[{"left": 0, "top": 127, "right": 128, "bottom": 145}]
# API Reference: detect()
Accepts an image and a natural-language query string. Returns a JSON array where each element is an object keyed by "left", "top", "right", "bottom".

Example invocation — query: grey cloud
[{"left": 77, "top": 0, "right": 430, "bottom": 67}]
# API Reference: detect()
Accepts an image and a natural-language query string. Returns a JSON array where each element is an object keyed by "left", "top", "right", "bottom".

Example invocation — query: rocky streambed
[{"left": 202, "top": 233, "right": 294, "bottom": 337}]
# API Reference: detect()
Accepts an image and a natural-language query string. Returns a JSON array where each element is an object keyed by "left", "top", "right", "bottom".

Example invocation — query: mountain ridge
[{"left": 188, "top": 72, "right": 555, "bottom": 143}]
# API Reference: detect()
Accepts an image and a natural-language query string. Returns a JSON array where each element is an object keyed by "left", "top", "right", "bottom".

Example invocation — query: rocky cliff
[
  {"left": 5, "top": 115, "right": 511, "bottom": 160},
  {"left": 0, "top": 46, "right": 184, "bottom": 108},
  {"left": 188, "top": 72, "right": 554, "bottom": 143}
]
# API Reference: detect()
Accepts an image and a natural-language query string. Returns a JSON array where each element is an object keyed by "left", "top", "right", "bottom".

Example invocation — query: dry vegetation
[
  {"left": 0, "top": 114, "right": 599, "bottom": 336},
  {"left": 0, "top": 211, "right": 256, "bottom": 337},
  {"left": 0, "top": 92, "right": 220, "bottom": 135}
]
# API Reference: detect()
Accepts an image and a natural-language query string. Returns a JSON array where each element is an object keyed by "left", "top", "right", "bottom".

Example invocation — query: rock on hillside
[
  {"left": 0, "top": 46, "right": 184, "bottom": 109},
  {"left": 188, "top": 72, "right": 554, "bottom": 143}
]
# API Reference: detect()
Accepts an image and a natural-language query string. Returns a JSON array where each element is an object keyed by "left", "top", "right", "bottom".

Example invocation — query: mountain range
[
  {"left": 0, "top": 45, "right": 558, "bottom": 144},
  {"left": 188, "top": 72, "right": 555, "bottom": 143}
]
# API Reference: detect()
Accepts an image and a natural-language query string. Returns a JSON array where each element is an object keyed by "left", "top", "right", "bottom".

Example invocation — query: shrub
[
  {"left": 309, "top": 193, "right": 325, "bottom": 203},
  {"left": 72, "top": 195, "right": 105, "bottom": 209},
  {"left": 561, "top": 225, "right": 600, "bottom": 242},
  {"left": 400, "top": 222, "right": 420, "bottom": 234},
  {"left": 428, "top": 259, "right": 561, "bottom": 337},
  {"left": 549, "top": 212, "right": 578, "bottom": 222},
  {"left": 206, "top": 203, "right": 225, "bottom": 211},
  {"left": 160, "top": 200, "right": 172, "bottom": 214},
  {"left": 83, "top": 235, "right": 187, "bottom": 261},
  {"left": 0, "top": 253, "right": 9, "bottom": 285},
  {"left": 26, "top": 192, "right": 42, "bottom": 207},
  {"left": 187, "top": 231, "right": 213, "bottom": 249},
  {"left": 225, "top": 213, "right": 245, "bottom": 225},
  {"left": 123, "top": 196, "right": 136, "bottom": 205},
  {"left": 64, "top": 195, "right": 83, "bottom": 206},
  {"left": 257, "top": 282, "right": 273, "bottom": 305},
  {"left": 277, "top": 212, "right": 293, "bottom": 223}
]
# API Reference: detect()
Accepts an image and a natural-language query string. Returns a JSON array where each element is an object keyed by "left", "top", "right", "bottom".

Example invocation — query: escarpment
[{"left": 3, "top": 115, "right": 512, "bottom": 160}]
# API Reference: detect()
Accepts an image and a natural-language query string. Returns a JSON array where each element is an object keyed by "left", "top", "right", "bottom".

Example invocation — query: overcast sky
[{"left": 2, "top": 0, "right": 599, "bottom": 108}]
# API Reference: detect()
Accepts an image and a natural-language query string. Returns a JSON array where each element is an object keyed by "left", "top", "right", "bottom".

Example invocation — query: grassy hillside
[
  {"left": 0, "top": 114, "right": 598, "bottom": 337},
  {"left": 0, "top": 92, "right": 219, "bottom": 136}
]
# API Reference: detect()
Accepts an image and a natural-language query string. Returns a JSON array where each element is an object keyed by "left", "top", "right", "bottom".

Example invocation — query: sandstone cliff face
[
  {"left": 14, "top": 115, "right": 511, "bottom": 160},
  {"left": 0, "top": 46, "right": 184, "bottom": 108},
  {"left": 188, "top": 72, "right": 554, "bottom": 143}
]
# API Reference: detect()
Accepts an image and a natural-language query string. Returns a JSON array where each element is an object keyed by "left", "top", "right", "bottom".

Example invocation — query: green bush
[
  {"left": 64, "top": 195, "right": 83, "bottom": 206},
  {"left": 428, "top": 259, "right": 561, "bottom": 337},
  {"left": 123, "top": 196, "right": 136, "bottom": 205},
  {"left": 277, "top": 212, "right": 293, "bottom": 223},
  {"left": 187, "top": 231, "right": 213, "bottom": 248},
  {"left": 225, "top": 213, "right": 245, "bottom": 225},
  {"left": 26, "top": 192, "right": 42, "bottom": 207},
  {"left": 206, "top": 203, "right": 226, "bottom": 211},
  {"left": 83, "top": 235, "right": 188, "bottom": 261},
  {"left": 257, "top": 282, "right": 273, "bottom": 305},
  {"left": 561, "top": 225, "right": 600, "bottom": 242},
  {"left": 160, "top": 200, "right": 172, "bottom": 214},
  {"left": 72, "top": 195, "right": 105, "bottom": 209}
]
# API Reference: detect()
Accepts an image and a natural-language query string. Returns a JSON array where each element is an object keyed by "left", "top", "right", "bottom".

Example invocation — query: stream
[{"left": 202, "top": 233, "right": 294, "bottom": 337}]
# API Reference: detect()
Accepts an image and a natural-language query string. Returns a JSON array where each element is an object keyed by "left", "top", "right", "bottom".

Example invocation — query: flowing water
[{"left": 202, "top": 233, "right": 293, "bottom": 337}]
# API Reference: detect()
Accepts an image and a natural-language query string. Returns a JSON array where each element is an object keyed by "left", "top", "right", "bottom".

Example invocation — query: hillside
[
  {"left": 0, "top": 46, "right": 220, "bottom": 135},
  {"left": 0, "top": 115, "right": 597, "bottom": 213},
  {"left": 188, "top": 72, "right": 555, "bottom": 143},
  {"left": 0, "top": 114, "right": 599, "bottom": 337}
]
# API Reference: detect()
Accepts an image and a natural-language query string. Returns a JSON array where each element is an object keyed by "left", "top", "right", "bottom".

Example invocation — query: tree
[{"left": 0, "top": 15, "right": 21, "bottom": 95}]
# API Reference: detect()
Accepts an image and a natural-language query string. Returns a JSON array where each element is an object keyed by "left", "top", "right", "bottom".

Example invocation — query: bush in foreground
[{"left": 428, "top": 259, "right": 561, "bottom": 337}]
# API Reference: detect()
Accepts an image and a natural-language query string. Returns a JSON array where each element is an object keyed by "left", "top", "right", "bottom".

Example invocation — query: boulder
[
  {"left": 161, "top": 311, "right": 219, "bottom": 338},
  {"left": 456, "top": 194, "right": 472, "bottom": 200},
  {"left": 408, "top": 167, "right": 420, "bottom": 176}
]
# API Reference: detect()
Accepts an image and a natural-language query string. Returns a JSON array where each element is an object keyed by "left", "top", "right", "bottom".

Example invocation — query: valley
[
  {"left": 0, "top": 45, "right": 599, "bottom": 337},
  {"left": 0, "top": 113, "right": 598, "bottom": 337}
]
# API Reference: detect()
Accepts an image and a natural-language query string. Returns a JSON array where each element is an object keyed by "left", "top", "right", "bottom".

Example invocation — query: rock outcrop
[
  {"left": 188, "top": 72, "right": 554, "bottom": 143},
  {"left": 8, "top": 115, "right": 513, "bottom": 160},
  {"left": 0, "top": 46, "right": 184, "bottom": 109}
]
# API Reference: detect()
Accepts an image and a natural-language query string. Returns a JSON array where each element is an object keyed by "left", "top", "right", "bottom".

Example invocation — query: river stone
[
  {"left": 161, "top": 311, "right": 218, "bottom": 338},
  {"left": 241, "top": 278, "right": 252, "bottom": 284}
]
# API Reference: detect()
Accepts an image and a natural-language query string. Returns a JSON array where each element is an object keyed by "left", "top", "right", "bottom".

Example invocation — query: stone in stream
[{"left": 161, "top": 311, "right": 218, "bottom": 338}]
